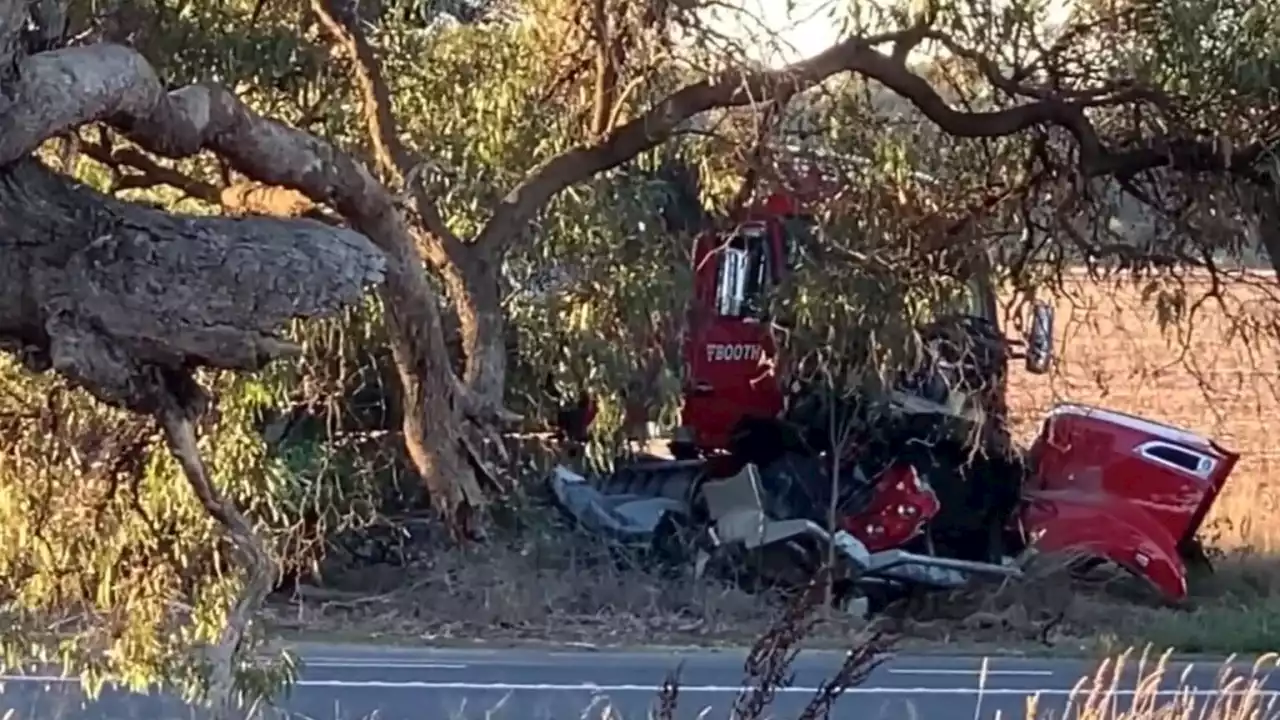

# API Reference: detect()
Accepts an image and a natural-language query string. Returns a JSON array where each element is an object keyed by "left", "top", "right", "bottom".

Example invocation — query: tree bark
[
  {"left": 0, "top": 157, "right": 385, "bottom": 410},
  {"left": 159, "top": 403, "right": 276, "bottom": 720},
  {"left": 0, "top": 42, "right": 488, "bottom": 526},
  {"left": 309, "top": 0, "right": 516, "bottom": 439},
  {"left": 0, "top": 155, "right": 380, "bottom": 716},
  {"left": 442, "top": 249, "right": 507, "bottom": 404}
]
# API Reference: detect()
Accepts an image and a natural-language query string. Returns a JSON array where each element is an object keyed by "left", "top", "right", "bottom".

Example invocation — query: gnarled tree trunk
[
  {"left": 443, "top": 248, "right": 508, "bottom": 406},
  {"left": 1, "top": 34, "right": 499, "bottom": 523}
]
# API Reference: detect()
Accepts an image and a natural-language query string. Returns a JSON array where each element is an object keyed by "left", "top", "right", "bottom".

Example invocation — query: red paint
[
  {"left": 557, "top": 179, "right": 1242, "bottom": 605},
  {"left": 1020, "top": 492, "right": 1189, "bottom": 600},
  {"left": 557, "top": 194, "right": 799, "bottom": 449},
  {"left": 761, "top": 192, "right": 797, "bottom": 216},
  {"left": 1019, "top": 404, "right": 1239, "bottom": 602},
  {"left": 679, "top": 212, "right": 789, "bottom": 450},
  {"left": 841, "top": 464, "right": 941, "bottom": 552}
]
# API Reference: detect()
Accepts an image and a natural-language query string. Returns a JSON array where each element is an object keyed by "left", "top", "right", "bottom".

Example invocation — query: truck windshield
[{"left": 933, "top": 276, "right": 997, "bottom": 325}]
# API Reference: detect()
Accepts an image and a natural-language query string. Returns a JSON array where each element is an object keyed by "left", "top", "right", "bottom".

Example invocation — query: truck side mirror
[{"left": 1025, "top": 300, "right": 1054, "bottom": 375}]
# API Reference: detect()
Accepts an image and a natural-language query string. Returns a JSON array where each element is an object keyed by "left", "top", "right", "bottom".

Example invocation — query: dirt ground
[{"left": 269, "top": 516, "right": 1280, "bottom": 656}]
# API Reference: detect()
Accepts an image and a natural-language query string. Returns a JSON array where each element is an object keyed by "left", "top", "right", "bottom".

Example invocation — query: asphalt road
[{"left": 3, "top": 643, "right": 1280, "bottom": 720}]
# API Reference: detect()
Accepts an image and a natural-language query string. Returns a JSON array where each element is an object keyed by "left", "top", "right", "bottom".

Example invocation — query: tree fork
[{"left": 309, "top": 0, "right": 514, "bottom": 410}]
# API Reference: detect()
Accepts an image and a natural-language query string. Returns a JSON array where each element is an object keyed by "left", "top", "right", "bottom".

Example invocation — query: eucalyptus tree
[{"left": 0, "top": 0, "right": 1276, "bottom": 713}]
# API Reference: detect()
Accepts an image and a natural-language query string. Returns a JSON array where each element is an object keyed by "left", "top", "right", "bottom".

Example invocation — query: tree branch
[
  {"left": 0, "top": 158, "right": 386, "bottom": 404},
  {"left": 80, "top": 139, "right": 223, "bottom": 202},
  {"left": 309, "top": 0, "right": 466, "bottom": 268},
  {"left": 472, "top": 29, "right": 1088, "bottom": 255},
  {"left": 158, "top": 403, "right": 276, "bottom": 719},
  {"left": 0, "top": 42, "right": 495, "bottom": 516},
  {"left": 80, "top": 137, "right": 343, "bottom": 222},
  {"left": 587, "top": 0, "right": 618, "bottom": 137},
  {"left": 1101, "top": 135, "right": 1278, "bottom": 186},
  {"left": 472, "top": 27, "right": 1274, "bottom": 257},
  {"left": 0, "top": 45, "right": 393, "bottom": 222}
]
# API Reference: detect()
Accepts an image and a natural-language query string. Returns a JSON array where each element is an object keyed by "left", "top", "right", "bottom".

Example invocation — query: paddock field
[{"left": 1002, "top": 270, "right": 1280, "bottom": 551}]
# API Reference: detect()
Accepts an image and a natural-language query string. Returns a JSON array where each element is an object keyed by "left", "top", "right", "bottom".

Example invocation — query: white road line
[
  {"left": 2, "top": 675, "right": 1276, "bottom": 698},
  {"left": 298, "top": 657, "right": 1050, "bottom": 677},
  {"left": 303, "top": 661, "right": 469, "bottom": 670},
  {"left": 888, "top": 669, "right": 1055, "bottom": 677}
]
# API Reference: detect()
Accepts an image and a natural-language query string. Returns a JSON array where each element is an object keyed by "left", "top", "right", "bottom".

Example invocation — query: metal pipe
[{"left": 867, "top": 549, "right": 1023, "bottom": 578}]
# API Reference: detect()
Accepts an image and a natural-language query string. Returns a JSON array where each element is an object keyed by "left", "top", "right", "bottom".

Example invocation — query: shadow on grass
[{"left": 1099, "top": 553, "right": 1280, "bottom": 656}]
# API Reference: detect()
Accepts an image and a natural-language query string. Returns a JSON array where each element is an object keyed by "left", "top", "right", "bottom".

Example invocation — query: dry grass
[
  {"left": 267, "top": 508, "right": 1276, "bottom": 656},
  {"left": 267, "top": 515, "right": 870, "bottom": 649},
  {"left": 994, "top": 270, "right": 1280, "bottom": 653},
  {"left": 663, "top": 645, "right": 1280, "bottom": 720},
  {"left": 1052, "top": 648, "right": 1280, "bottom": 720},
  {"left": 274, "top": 270, "right": 1280, "bottom": 656},
  {"left": 654, "top": 649, "right": 1280, "bottom": 720}
]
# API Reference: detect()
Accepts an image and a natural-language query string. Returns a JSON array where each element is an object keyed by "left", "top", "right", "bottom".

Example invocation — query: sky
[
  {"left": 743, "top": 0, "right": 843, "bottom": 66},
  {"left": 700, "top": 0, "right": 844, "bottom": 67},
  {"left": 705, "top": 0, "right": 1075, "bottom": 68}
]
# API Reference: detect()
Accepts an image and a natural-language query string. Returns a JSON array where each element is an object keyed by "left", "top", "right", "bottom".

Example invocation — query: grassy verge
[
  {"left": 1093, "top": 554, "right": 1280, "bottom": 656},
  {"left": 265, "top": 504, "right": 1280, "bottom": 657}
]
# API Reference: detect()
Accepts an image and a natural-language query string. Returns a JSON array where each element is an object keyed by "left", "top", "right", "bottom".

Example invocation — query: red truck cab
[{"left": 680, "top": 194, "right": 800, "bottom": 451}]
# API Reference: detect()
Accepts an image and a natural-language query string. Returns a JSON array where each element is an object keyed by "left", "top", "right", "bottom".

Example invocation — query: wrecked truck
[{"left": 547, "top": 190, "right": 1238, "bottom": 608}]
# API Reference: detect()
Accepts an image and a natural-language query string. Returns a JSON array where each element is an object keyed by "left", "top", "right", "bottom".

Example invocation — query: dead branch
[
  {"left": 80, "top": 136, "right": 341, "bottom": 222},
  {"left": 795, "top": 633, "right": 893, "bottom": 720},
  {"left": 733, "top": 571, "right": 828, "bottom": 718},
  {"left": 80, "top": 138, "right": 222, "bottom": 202}
]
